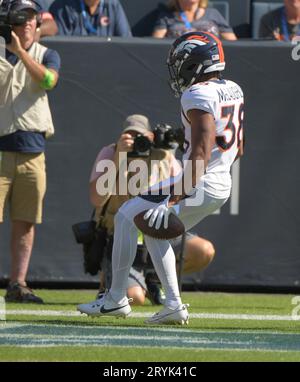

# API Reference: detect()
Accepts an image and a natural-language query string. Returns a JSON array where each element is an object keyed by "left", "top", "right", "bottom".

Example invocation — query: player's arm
[
  {"left": 234, "top": 134, "right": 245, "bottom": 162},
  {"left": 234, "top": 144, "right": 244, "bottom": 161},
  {"left": 169, "top": 109, "right": 215, "bottom": 205},
  {"left": 188, "top": 108, "right": 216, "bottom": 185},
  {"left": 143, "top": 109, "right": 215, "bottom": 229}
]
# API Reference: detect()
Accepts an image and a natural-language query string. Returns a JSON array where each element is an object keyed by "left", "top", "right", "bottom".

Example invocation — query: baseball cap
[
  {"left": 11, "top": 0, "right": 40, "bottom": 13},
  {"left": 123, "top": 114, "right": 152, "bottom": 134}
]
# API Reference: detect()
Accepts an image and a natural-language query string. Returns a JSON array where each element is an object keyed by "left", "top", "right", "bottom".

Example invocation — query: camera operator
[
  {"left": 0, "top": 0, "right": 57, "bottom": 41},
  {"left": 0, "top": 0, "right": 60, "bottom": 303},
  {"left": 89, "top": 115, "right": 215, "bottom": 306}
]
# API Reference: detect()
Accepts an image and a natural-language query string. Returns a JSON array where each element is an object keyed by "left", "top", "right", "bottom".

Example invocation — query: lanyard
[
  {"left": 281, "top": 7, "right": 300, "bottom": 41},
  {"left": 281, "top": 7, "right": 291, "bottom": 41},
  {"left": 180, "top": 11, "right": 192, "bottom": 30},
  {"left": 179, "top": 8, "right": 200, "bottom": 30},
  {"left": 80, "top": 0, "right": 104, "bottom": 35}
]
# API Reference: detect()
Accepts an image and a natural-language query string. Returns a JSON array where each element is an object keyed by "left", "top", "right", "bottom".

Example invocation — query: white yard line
[
  {"left": 0, "top": 322, "right": 300, "bottom": 352},
  {"left": 0, "top": 322, "right": 297, "bottom": 336},
  {"left": 0, "top": 309, "right": 299, "bottom": 321}
]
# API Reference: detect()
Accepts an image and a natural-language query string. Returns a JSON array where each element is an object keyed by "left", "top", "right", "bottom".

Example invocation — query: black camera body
[
  {"left": 0, "top": 0, "right": 33, "bottom": 43},
  {"left": 153, "top": 123, "right": 185, "bottom": 151},
  {"left": 72, "top": 219, "right": 108, "bottom": 276},
  {"left": 128, "top": 124, "right": 185, "bottom": 158},
  {"left": 128, "top": 134, "right": 152, "bottom": 158},
  {"left": 72, "top": 220, "right": 96, "bottom": 244}
]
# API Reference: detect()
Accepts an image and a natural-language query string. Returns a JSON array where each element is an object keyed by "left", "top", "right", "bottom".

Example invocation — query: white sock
[
  {"left": 144, "top": 235, "right": 182, "bottom": 309},
  {"left": 109, "top": 209, "right": 138, "bottom": 304}
]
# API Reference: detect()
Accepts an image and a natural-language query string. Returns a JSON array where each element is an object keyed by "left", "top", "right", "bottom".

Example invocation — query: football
[{"left": 134, "top": 210, "right": 185, "bottom": 240}]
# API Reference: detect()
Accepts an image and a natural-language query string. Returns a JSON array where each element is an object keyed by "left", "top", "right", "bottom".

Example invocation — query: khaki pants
[{"left": 0, "top": 151, "right": 46, "bottom": 224}]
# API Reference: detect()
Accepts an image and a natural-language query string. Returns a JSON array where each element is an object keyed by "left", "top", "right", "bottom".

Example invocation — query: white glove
[{"left": 143, "top": 196, "right": 180, "bottom": 230}]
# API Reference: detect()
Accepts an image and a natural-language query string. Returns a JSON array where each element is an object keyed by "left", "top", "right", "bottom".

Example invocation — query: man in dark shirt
[
  {"left": 0, "top": 0, "right": 60, "bottom": 303},
  {"left": 259, "top": 0, "right": 300, "bottom": 41},
  {"left": 49, "top": 0, "right": 132, "bottom": 37}
]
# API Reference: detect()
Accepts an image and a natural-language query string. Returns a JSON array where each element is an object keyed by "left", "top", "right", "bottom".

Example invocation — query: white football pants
[{"left": 109, "top": 189, "right": 227, "bottom": 308}]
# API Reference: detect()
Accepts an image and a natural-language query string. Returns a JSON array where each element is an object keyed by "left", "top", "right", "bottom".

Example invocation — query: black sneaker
[
  {"left": 145, "top": 273, "right": 166, "bottom": 306},
  {"left": 5, "top": 283, "right": 44, "bottom": 304}
]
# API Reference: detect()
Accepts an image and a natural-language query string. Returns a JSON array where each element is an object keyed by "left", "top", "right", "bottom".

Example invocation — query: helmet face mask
[{"left": 167, "top": 31, "right": 226, "bottom": 97}]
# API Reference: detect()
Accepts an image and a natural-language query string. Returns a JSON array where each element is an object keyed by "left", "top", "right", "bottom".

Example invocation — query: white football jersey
[{"left": 181, "top": 79, "right": 244, "bottom": 199}]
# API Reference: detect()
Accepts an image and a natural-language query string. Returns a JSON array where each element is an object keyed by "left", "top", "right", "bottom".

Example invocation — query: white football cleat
[
  {"left": 77, "top": 291, "right": 132, "bottom": 318},
  {"left": 145, "top": 304, "right": 189, "bottom": 325}
]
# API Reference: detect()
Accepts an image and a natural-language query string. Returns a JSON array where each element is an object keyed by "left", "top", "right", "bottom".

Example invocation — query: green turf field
[{"left": 0, "top": 290, "right": 300, "bottom": 362}]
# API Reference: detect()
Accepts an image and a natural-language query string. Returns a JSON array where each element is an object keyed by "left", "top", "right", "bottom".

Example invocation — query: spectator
[
  {"left": 259, "top": 0, "right": 300, "bottom": 41},
  {"left": 35, "top": 0, "right": 58, "bottom": 38},
  {"left": 0, "top": 0, "right": 61, "bottom": 303},
  {"left": 152, "top": 0, "right": 237, "bottom": 40},
  {"left": 49, "top": 0, "right": 132, "bottom": 37},
  {"left": 89, "top": 115, "right": 215, "bottom": 305}
]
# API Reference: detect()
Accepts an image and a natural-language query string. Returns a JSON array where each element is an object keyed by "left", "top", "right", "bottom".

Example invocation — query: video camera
[
  {"left": 0, "top": 0, "right": 35, "bottom": 44},
  {"left": 128, "top": 123, "right": 185, "bottom": 157}
]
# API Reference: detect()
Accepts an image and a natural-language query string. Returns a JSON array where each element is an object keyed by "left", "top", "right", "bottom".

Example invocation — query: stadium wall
[{"left": 0, "top": 38, "right": 299, "bottom": 290}]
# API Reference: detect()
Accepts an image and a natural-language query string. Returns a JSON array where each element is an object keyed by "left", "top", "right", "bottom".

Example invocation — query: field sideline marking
[
  {"left": 1, "top": 309, "right": 299, "bottom": 321},
  {"left": 1, "top": 323, "right": 300, "bottom": 352},
  {"left": 0, "top": 322, "right": 298, "bottom": 336}
]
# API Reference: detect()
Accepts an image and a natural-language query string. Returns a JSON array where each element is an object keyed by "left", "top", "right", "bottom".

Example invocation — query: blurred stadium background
[{"left": 0, "top": 0, "right": 300, "bottom": 362}]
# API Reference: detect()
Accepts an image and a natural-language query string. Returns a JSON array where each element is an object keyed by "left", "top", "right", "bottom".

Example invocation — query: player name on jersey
[{"left": 217, "top": 86, "right": 243, "bottom": 103}]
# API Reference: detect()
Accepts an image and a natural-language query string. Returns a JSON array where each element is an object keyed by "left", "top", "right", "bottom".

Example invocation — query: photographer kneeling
[{"left": 89, "top": 115, "right": 215, "bottom": 305}]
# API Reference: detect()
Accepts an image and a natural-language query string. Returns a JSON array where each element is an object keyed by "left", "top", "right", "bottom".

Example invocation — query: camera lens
[
  {"left": 128, "top": 134, "right": 152, "bottom": 157},
  {"left": 153, "top": 124, "right": 185, "bottom": 151},
  {"left": 134, "top": 135, "right": 152, "bottom": 153}
]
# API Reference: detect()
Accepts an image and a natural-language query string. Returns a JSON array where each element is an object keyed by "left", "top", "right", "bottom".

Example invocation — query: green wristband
[{"left": 40, "top": 69, "right": 55, "bottom": 90}]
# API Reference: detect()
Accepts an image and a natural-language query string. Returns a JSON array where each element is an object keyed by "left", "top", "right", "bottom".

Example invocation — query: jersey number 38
[{"left": 216, "top": 103, "right": 244, "bottom": 151}]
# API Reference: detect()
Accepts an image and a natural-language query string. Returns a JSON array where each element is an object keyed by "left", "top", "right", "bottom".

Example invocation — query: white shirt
[{"left": 181, "top": 79, "right": 244, "bottom": 199}]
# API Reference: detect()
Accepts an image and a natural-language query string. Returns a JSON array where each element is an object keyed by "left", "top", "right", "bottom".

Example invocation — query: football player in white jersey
[{"left": 77, "top": 31, "right": 244, "bottom": 325}]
